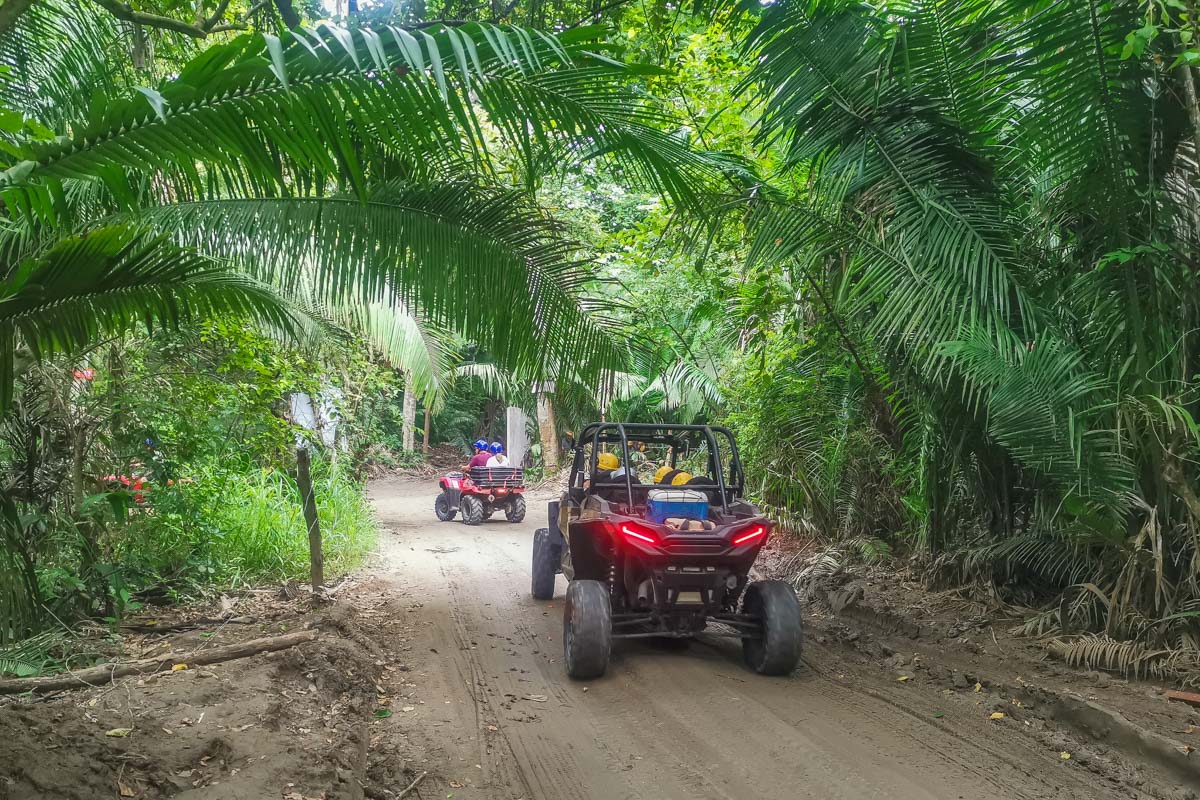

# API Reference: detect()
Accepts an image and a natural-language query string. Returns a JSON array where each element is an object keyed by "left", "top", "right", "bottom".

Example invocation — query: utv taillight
[
  {"left": 620, "top": 522, "right": 658, "bottom": 545},
  {"left": 732, "top": 525, "right": 768, "bottom": 545}
]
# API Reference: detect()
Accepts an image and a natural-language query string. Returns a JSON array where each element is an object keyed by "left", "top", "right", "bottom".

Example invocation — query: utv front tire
[
  {"left": 742, "top": 580, "right": 803, "bottom": 676},
  {"left": 506, "top": 495, "right": 527, "bottom": 523},
  {"left": 531, "top": 528, "right": 559, "bottom": 600},
  {"left": 434, "top": 493, "right": 456, "bottom": 521},
  {"left": 460, "top": 495, "right": 484, "bottom": 526},
  {"left": 563, "top": 580, "right": 611, "bottom": 679}
]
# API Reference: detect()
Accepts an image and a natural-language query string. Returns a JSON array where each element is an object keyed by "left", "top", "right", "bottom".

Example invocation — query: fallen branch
[
  {"left": 120, "top": 615, "right": 259, "bottom": 633},
  {"left": 0, "top": 629, "right": 316, "bottom": 694},
  {"left": 397, "top": 771, "right": 428, "bottom": 799}
]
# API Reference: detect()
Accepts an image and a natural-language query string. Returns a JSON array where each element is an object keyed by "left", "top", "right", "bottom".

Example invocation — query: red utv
[
  {"left": 531, "top": 423, "right": 802, "bottom": 679},
  {"left": 435, "top": 466, "right": 527, "bottom": 525}
]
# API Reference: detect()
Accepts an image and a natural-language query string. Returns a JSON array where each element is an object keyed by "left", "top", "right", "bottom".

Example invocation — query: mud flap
[
  {"left": 445, "top": 487, "right": 462, "bottom": 512},
  {"left": 548, "top": 500, "right": 569, "bottom": 578},
  {"left": 548, "top": 501, "right": 565, "bottom": 546}
]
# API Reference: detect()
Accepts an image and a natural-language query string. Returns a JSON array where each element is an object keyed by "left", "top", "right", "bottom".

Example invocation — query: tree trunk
[
  {"left": 273, "top": 0, "right": 301, "bottom": 28},
  {"left": 401, "top": 370, "right": 416, "bottom": 452},
  {"left": 296, "top": 446, "right": 323, "bottom": 594},
  {"left": 422, "top": 405, "right": 431, "bottom": 454},
  {"left": 0, "top": 0, "right": 36, "bottom": 37},
  {"left": 534, "top": 384, "right": 558, "bottom": 471}
]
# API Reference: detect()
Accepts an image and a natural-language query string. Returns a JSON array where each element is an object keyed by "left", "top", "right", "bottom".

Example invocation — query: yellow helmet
[
  {"left": 671, "top": 471, "right": 694, "bottom": 486},
  {"left": 597, "top": 452, "right": 619, "bottom": 471}
]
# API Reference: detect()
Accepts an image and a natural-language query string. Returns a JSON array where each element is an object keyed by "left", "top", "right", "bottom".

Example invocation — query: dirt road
[{"left": 367, "top": 477, "right": 1138, "bottom": 800}]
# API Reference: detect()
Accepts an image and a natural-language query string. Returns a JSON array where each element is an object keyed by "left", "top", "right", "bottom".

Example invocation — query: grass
[{"left": 201, "top": 462, "right": 377, "bottom": 586}]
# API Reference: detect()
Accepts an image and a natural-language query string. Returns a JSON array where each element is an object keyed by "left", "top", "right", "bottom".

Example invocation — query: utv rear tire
[
  {"left": 531, "top": 528, "right": 559, "bottom": 600},
  {"left": 563, "top": 580, "right": 611, "bottom": 679},
  {"left": 460, "top": 495, "right": 484, "bottom": 526},
  {"left": 742, "top": 580, "right": 803, "bottom": 676},
  {"left": 434, "top": 493, "right": 455, "bottom": 521},
  {"left": 506, "top": 495, "right": 527, "bottom": 523}
]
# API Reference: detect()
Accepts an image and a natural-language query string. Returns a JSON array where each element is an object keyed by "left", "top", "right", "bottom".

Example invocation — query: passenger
[
  {"left": 653, "top": 465, "right": 694, "bottom": 486},
  {"left": 466, "top": 439, "right": 491, "bottom": 469},
  {"left": 595, "top": 451, "right": 619, "bottom": 479},
  {"left": 486, "top": 441, "right": 509, "bottom": 466},
  {"left": 613, "top": 460, "right": 641, "bottom": 484}
]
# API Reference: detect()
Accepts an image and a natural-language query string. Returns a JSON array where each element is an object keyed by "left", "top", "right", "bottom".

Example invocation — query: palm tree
[{"left": 736, "top": 0, "right": 1200, "bottom": 655}]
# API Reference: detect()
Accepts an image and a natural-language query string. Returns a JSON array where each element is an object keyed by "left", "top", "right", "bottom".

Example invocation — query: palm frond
[
  {"left": 344, "top": 301, "right": 459, "bottom": 408},
  {"left": 0, "top": 0, "right": 131, "bottom": 130},
  {"left": 133, "top": 182, "right": 626, "bottom": 383},
  {"left": 1, "top": 22, "right": 729, "bottom": 220},
  {"left": 0, "top": 224, "right": 296, "bottom": 409}
]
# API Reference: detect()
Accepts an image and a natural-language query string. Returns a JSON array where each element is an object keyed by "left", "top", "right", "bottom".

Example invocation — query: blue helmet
[
  {"left": 472, "top": 439, "right": 488, "bottom": 452},
  {"left": 489, "top": 441, "right": 504, "bottom": 454}
]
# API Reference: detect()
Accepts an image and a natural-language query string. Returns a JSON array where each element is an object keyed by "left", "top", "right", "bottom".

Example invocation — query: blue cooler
[{"left": 646, "top": 488, "right": 709, "bottom": 524}]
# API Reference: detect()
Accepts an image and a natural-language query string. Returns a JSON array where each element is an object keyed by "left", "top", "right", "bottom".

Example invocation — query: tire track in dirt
[
  {"left": 435, "top": 536, "right": 639, "bottom": 800},
  {"left": 367, "top": 477, "right": 1142, "bottom": 800}
]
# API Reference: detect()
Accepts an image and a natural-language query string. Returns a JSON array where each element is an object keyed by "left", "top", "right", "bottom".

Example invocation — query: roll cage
[{"left": 568, "top": 422, "right": 746, "bottom": 514}]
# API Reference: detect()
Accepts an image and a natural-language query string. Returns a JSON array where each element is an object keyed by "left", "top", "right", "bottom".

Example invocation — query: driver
[
  {"left": 467, "top": 439, "right": 491, "bottom": 469},
  {"left": 595, "top": 451, "right": 619, "bottom": 480}
]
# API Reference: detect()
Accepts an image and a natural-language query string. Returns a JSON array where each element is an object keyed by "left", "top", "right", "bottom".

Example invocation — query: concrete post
[{"left": 506, "top": 406, "right": 528, "bottom": 467}]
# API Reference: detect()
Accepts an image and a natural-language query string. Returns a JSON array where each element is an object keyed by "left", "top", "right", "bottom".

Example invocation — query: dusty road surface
[{"left": 367, "top": 477, "right": 1145, "bottom": 800}]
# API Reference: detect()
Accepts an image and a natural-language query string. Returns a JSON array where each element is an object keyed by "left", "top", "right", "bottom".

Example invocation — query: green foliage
[
  {"left": 120, "top": 458, "right": 375, "bottom": 590},
  {"left": 719, "top": 0, "right": 1200, "bottom": 654}
]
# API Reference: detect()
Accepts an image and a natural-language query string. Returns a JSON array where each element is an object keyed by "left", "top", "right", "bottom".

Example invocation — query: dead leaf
[
  {"left": 896, "top": 675, "right": 910, "bottom": 682},
  {"left": 400, "top": 706, "right": 415, "bottom": 713},
  {"left": 524, "top": 694, "right": 547, "bottom": 702},
  {"left": 988, "top": 712, "right": 1005, "bottom": 721},
  {"left": 485, "top": 725, "right": 498, "bottom": 732},
  {"left": 973, "top": 683, "right": 983, "bottom": 693},
  {"left": 448, "top": 780, "right": 464, "bottom": 789},
  {"left": 118, "top": 780, "right": 136, "bottom": 797},
  {"left": 171, "top": 663, "right": 188, "bottom": 671},
  {"left": 105, "top": 728, "right": 134, "bottom": 738},
  {"left": 1059, "top": 752, "right": 1071, "bottom": 760}
]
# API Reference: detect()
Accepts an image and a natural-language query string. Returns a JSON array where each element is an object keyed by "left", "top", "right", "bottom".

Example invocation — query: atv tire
[
  {"left": 741, "top": 580, "right": 803, "bottom": 676},
  {"left": 506, "top": 495, "right": 527, "bottom": 523},
  {"left": 460, "top": 495, "right": 484, "bottom": 526},
  {"left": 531, "top": 528, "right": 560, "bottom": 600},
  {"left": 563, "top": 580, "right": 611, "bottom": 679},
  {"left": 434, "top": 492, "right": 456, "bottom": 521}
]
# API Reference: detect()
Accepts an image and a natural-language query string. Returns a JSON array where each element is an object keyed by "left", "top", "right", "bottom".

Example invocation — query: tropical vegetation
[{"left": 2, "top": 0, "right": 1199, "bottom": 681}]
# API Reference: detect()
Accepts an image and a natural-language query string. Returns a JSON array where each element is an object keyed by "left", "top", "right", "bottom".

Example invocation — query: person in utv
[
  {"left": 486, "top": 441, "right": 509, "bottom": 466},
  {"left": 466, "top": 439, "right": 491, "bottom": 469}
]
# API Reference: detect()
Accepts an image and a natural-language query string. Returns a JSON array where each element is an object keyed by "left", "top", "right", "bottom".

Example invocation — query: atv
[
  {"left": 531, "top": 423, "right": 802, "bottom": 679},
  {"left": 435, "top": 466, "right": 527, "bottom": 525}
]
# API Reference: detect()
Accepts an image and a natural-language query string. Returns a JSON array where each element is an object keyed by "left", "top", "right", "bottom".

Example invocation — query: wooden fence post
[{"left": 296, "top": 445, "right": 323, "bottom": 595}]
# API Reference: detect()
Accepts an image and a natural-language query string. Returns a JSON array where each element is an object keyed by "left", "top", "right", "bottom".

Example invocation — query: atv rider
[
  {"left": 466, "top": 439, "right": 491, "bottom": 469},
  {"left": 486, "top": 441, "right": 509, "bottom": 466}
]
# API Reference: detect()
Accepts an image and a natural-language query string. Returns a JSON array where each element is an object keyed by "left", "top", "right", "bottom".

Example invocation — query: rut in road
[{"left": 367, "top": 477, "right": 1131, "bottom": 800}]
